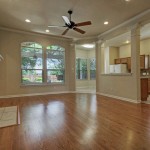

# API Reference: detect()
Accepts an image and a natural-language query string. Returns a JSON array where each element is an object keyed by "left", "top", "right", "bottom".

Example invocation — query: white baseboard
[
  {"left": 0, "top": 91, "right": 71, "bottom": 99},
  {"left": 97, "top": 92, "right": 141, "bottom": 104},
  {"left": 0, "top": 91, "right": 142, "bottom": 104}
]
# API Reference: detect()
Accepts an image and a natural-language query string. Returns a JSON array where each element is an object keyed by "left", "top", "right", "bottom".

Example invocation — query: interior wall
[
  {"left": 75, "top": 48, "right": 96, "bottom": 89},
  {"left": 0, "top": 29, "right": 74, "bottom": 97},
  {"left": 99, "top": 75, "right": 139, "bottom": 101},
  {"left": 119, "top": 38, "right": 150, "bottom": 57},
  {"left": 99, "top": 36, "right": 142, "bottom": 102},
  {"left": 109, "top": 47, "right": 119, "bottom": 65}
]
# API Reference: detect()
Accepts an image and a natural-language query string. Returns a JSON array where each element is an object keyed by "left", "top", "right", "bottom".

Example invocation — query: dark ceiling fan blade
[
  {"left": 75, "top": 21, "right": 91, "bottom": 27},
  {"left": 62, "top": 16, "right": 71, "bottom": 25},
  {"left": 62, "top": 28, "right": 69, "bottom": 35},
  {"left": 73, "top": 27, "right": 85, "bottom": 34},
  {"left": 48, "top": 25, "right": 66, "bottom": 28}
]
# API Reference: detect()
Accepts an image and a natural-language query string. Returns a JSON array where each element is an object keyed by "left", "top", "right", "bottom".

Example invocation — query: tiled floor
[{"left": 0, "top": 106, "right": 17, "bottom": 128}]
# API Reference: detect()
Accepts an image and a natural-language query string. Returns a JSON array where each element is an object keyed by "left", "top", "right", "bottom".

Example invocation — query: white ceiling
[
  {"left": 76, "top": 22, "right": 150, "bottom": 50},
  {"left": 104, "top": 23, "right": 150, "bottom": 47},
  {"left": 0, "top": 0, "right": 150, "bottom": 39}
]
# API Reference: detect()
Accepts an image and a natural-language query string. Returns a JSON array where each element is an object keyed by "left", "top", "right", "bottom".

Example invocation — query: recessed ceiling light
[
  {"left": 82, "top": 44, "right": 95, "bottom": 48},
  {"left": 126, "top": 40, "right": 130, "bottom": 44},
  {"left": 45, "top": 29, "right": 49, "bottom": 33},
  {"left": 125, "top": 0, "right": 130, "bottom": 2},
  {"left": 104, "top": 21, "right": 109, "bottom": 25},
  {"left": 25, "top": 19, "right": 31, "bottom": 23}
]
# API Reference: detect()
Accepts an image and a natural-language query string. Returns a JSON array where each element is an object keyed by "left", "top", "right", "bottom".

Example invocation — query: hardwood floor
[{"left": 0, "top": 93, "right": 150, "bottom": 150}]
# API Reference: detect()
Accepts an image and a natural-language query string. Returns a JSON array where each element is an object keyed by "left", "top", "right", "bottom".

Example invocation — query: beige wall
[
  {"left": 119, "top": 44, "right": 131, "bottom": 58},
  {"left": 99, "top": 35, "right": 143, "bottom": 102},
  {"left": 119, "top": 38, "right": 150, "bottom": 57},
  {"left": 109, "top": 47, "right": 119, "bottom": 65},
  {"left": 75, "top": 48, "right": 96, "bottom": 89},
  {"left": 140, "top": 38, "right": 150, "bottom": 55},
  {"left": 0, "top": 29, "right": 75, "bottom": 97},
  {"left": 99, "top": 75, "right": 138, "bottom": 100}
]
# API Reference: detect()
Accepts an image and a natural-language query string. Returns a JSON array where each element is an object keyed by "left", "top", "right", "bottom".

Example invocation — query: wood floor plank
[{"left": 0, "top": 93, "right": 150, "bottom": 150}]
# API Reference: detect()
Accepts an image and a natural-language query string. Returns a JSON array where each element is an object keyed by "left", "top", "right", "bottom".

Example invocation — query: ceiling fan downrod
[{"left": 68, "top": 10, "right": 72, "bottom": 21}]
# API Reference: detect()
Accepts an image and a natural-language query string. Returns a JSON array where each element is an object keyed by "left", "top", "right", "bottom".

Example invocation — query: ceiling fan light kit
[{"left": 48, "top": 10, "right": 92, "bottom": 35}]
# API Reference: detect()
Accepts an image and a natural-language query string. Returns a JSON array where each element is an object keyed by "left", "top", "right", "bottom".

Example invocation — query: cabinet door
[
  {"left": 141, "top": 78, "right": 148, "bottom": 101},
  {"left": 114, "top": 59, "right": 121, "bottom": 64},
  {"left": 121, "top": 58, "right": 128, "bottom": 64},
  {"left": 127, "top": 57, "right": 131, "bottom": 70},
  {"left": 140, "top": 55, "right": 145, "bottom": 69}
]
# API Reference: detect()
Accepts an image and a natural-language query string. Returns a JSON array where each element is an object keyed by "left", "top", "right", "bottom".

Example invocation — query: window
[
  {"left": 46, "top": 45, "right": 65, "bottom": 83},
  {"left": 90, "top": 58, "right": 96, "bottom": 79},
  {"left": 21, "top": 42, "right": 43, "bottom": 84},
  {"left": 76, "top": 58, "right": 87, "bottom": 80},
  {"left": 21, "top": 43, "right": 65, "bottom": 85}
]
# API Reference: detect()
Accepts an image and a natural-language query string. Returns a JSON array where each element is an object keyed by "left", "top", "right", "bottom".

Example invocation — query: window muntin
[
  {"left": 46, "top": 45, "right": 65, "bottom": 83},
  {"left": 21, "top": 42, "right": 43, "bottom": 84}
]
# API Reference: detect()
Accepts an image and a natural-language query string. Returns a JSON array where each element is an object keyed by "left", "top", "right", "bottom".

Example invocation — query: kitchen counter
[
  {"left": 140, "top": 76, "right": 150, "bottom": 78},
  {"left": 101, "top": 73, "right": 132, "bottom": 76}
]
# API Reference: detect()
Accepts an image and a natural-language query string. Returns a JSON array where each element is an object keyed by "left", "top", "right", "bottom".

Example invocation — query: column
[
  {"left": 68, "top": 43, "right": 76, "bottom": 91},
  {"left": 95, "top": 40, "right": 103, "bottom": 93},
  {"left": 131, "top": 24, "right": 141, "bottom": 101}
]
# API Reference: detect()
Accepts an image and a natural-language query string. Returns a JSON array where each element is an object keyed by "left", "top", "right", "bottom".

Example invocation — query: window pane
[
  {"left": 21, "top": 42, "right": 43, "bottom": 84},
  {"left": 90, "top": 58, "right": 96, "bottom": 79},
  {"left": 21, "top": 42, "right": 43, "bottom": 69},
  {"left": 90, "top": 70, "right": 96, "bottom": 79},
  {"left": 47, "top": 58, "right": 64, "bottom": 69},
  {"left": 22, "top": 70, "right": 43, "bottom": 83},
  {"left": 90, "top": 58, "right": 96, "bottom": 70},
  {"left": 47, "top": 45, "right": 64, "bottom": 51},
  {"left": 47, "top": 70, "right": 64, "bottom": 83},
  {"left": 21, "top": 57, "right": 43, "bottom": 69},
  {"left": 21, "top": 42, "right": 42, "bottom": 48},
  {"left": 46, "top": 45, "right": 65, "bottom": 84},
  {"left": 76, "top": 58, "right": 88, "bottom": 80}
]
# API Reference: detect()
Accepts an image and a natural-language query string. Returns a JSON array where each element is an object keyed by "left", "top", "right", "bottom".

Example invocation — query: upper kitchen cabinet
[
  {"left": 114, "top": 57, "right": 131, "bottom": 70},
  {"left": 114, "top": 55, "right": 149, "bottom": 70}
]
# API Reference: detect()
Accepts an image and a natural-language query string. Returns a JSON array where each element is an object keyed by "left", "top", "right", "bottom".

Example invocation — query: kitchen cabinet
[
  {"left": 127, "top": 57, "right": 131, "bottom": 70},
  {"left": 140, "top": 55, "right": 145, "bottom": 69},
  {"left": 114, "top": 55, "right": 149, "bottom": 70},
  {"left": 141, "top": 78, "right": 148, "bottom": 101},
  {"left": 114, "top": 59, "right": 121, "bottom": 64},
  {"left": 120, "top": 58, "right": 128, "bottom": 64},
  {"left": 114, "top": 57, "right": 131, "bottom": 70}
]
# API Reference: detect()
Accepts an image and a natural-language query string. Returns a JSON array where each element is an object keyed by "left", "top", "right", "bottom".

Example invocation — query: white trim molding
[
  {"left": 0, "top": 91, "right": 71, "bottom": 99},
  {"left": 98, "top": 92, "right": 141, "bottom": 104},
  {"left": 0, "top": 91, "right": 142, "bottom": 104}
]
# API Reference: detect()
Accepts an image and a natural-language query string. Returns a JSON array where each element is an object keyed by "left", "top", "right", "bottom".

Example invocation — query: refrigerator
[{"left": 109, "top": 64, "right": 128, "bottom": 73}]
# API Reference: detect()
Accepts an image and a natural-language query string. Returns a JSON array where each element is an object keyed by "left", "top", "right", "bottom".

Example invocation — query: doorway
[{"left": 75, "top": 43, "right": 96, "bottom": 93}]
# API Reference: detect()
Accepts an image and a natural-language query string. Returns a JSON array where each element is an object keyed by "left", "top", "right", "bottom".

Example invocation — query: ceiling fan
[{"left": 48, "top": 10, "right": 92, "bottom": 35}]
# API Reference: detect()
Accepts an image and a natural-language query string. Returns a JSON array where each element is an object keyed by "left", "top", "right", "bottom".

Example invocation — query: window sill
[{"left": 20, "top": 82, "right": 65, "bottom": 87}]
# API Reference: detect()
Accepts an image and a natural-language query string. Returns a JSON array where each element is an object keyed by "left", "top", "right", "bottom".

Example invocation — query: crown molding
[
  {"left": 98, "top": 9, "right": 150, "bottom": 41},
  {"left": 0, "top": 26, "right": 73, "bottom": 42}
]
